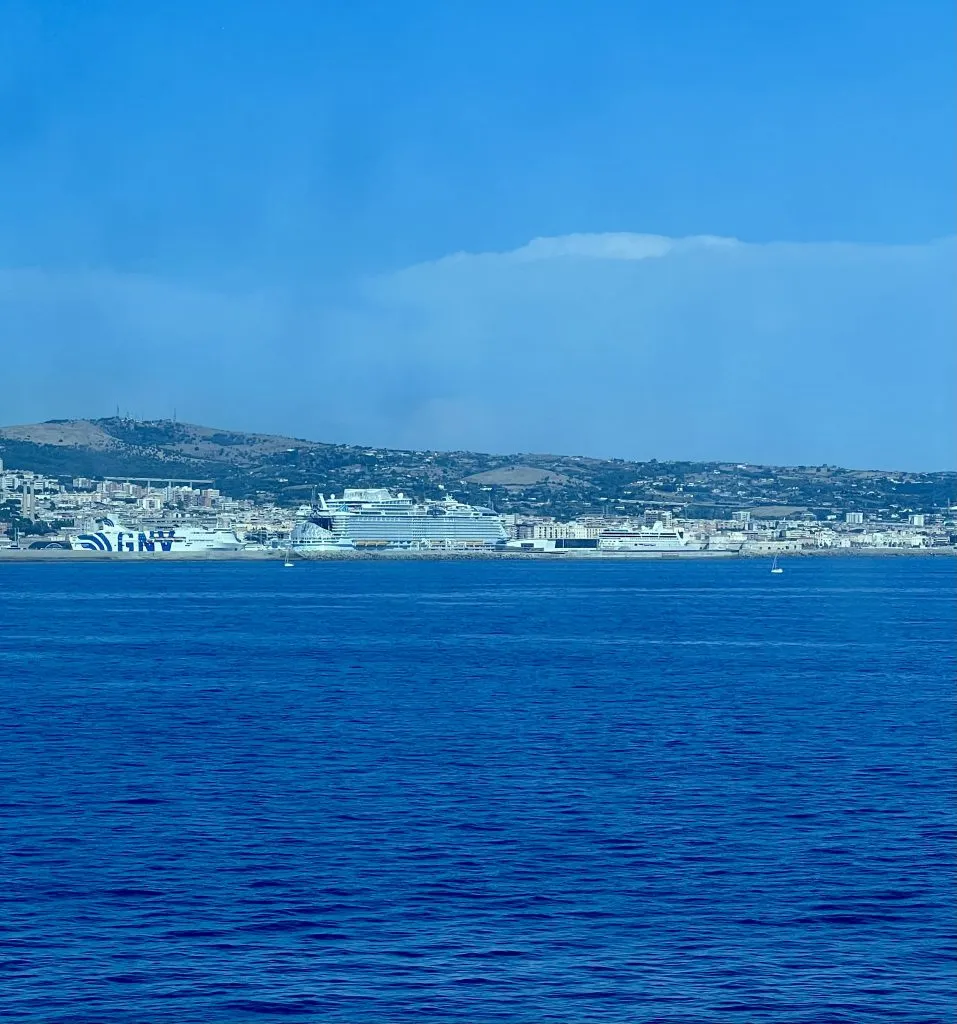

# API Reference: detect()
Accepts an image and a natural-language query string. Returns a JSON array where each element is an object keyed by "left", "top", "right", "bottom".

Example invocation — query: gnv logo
[{"left": 118, "top": 531, "right": 177, "bottom": 552}]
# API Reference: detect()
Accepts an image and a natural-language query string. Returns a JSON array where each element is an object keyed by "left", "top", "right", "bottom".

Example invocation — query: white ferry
[
  {"left": 598, "top": 523, "right": 704, "bottom": 553},
  {"left": 70, "top": 519, "right": 245, "bottom": 553},
  {"left": 292, "top": 488, "right": 507, "bottom": 552}
]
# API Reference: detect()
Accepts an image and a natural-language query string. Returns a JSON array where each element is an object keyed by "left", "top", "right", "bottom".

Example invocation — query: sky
[{"left": 1, "top": 0, "right": 954, "bottom": 469}]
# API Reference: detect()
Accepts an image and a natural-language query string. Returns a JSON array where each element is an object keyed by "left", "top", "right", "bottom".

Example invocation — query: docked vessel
[
  {"left": 598, "top": 523, "right": 704, "bottom": 553},
  {"left": 292, "top": 488, "right": 507, "bottom": 552},
  {"left": 70, "top": 518, "right": 245, "bottom": 553},
  {"left": 287, "top": 521, "right": 356, "bottom": 555}
]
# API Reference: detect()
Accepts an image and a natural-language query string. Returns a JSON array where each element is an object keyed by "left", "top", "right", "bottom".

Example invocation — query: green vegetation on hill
[{"left": 2, "top": 417, "right": 954, "bottom": 520}]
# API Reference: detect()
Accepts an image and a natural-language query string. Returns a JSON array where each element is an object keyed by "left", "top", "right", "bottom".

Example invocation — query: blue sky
[{"left": 1, "top": 1, "right": 954, "bottom": 467}]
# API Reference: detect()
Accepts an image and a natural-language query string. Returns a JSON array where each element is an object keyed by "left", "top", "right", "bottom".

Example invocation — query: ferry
[
  {"left": 598, "top": 523, "right": 704, "bottom": 553},
  {"left": 292, "top": 488, "right": 507, "bottom": 552},
  {"left": 69, "top": 519, "right": 245, "bottom": 553}
]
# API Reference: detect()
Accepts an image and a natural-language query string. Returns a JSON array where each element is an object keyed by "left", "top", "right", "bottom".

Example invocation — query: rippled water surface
[{"left": 0, "top": 558, "right": 954, "bottom": 1022}]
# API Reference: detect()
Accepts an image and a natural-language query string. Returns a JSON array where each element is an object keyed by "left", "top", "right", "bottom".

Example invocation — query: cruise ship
[
  {"left": 291, "top": 488, "right": 507, "bottom": 552},
  {"left": 70, "top": 519, "right": 245, "bottom": 553}
]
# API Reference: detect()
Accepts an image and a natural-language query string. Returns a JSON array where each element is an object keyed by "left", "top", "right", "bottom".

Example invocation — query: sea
[{"left": 0, "top": 557, "right": 953, "bottom": 1023}]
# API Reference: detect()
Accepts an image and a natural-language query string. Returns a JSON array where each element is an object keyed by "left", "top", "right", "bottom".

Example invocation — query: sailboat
[
  {"left": 283, "top": 547, "right": 295, "bottom": 567},
  {"left": 770, "top": 554, "right": 783, "bottom": 574}
]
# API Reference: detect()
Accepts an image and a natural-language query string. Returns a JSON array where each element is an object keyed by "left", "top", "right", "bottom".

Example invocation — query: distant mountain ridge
[{"left": 1, "top": 417, "right": 955, "bottom": 520}]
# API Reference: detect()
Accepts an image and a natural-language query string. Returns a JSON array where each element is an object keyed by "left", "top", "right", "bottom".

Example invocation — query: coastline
[{"left": 1, "top": 546, "right": 953, "bottom": 563}]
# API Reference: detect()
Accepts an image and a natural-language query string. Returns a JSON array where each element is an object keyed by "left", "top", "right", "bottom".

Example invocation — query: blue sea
[{"left": 0, "top": 557, "right": 953, "bottom": 1022}]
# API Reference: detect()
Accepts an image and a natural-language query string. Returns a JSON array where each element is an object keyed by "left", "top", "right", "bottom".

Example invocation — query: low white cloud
[
  {"left": 1, "top": 233, "right": 954, "bottom": 469},
  {"left": 507, "top": 232, "right": 739, "bottom": 262}
]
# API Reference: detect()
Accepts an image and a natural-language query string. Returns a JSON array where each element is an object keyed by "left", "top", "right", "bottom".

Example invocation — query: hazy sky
[{"left": 1, "top": 1, "right": 954, "bottom": 468}]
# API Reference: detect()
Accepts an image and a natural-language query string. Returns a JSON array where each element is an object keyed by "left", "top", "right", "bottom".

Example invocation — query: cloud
[
  {"left": 1, "top": 233, "right": 954, "bottom": 469},
  {"left": 505, "top": 232, "right": 736, "bottom": 262}
]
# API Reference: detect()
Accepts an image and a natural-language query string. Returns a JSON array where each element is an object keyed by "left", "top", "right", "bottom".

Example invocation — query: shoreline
[{"left": 0, "top": 547, "right": 953, "bottom": 563}]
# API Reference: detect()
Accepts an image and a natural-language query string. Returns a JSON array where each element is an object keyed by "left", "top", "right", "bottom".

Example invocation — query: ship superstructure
[{"left": 292, "top": 488, "right": 507, "bottom": 551}]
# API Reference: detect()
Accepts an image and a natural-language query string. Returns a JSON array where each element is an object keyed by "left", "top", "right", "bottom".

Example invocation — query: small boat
[
  {"left": 770, "top": 555, "right": 783, "bottom": 574},
  {"left": 283, "top": 548, "right": 295, "bottom": 567}
]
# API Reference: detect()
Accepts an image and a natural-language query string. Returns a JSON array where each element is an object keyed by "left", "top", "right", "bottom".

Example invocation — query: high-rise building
[
  {"left": 644, "top": 509, "right": 673, "bottom": 528},
  {"left": 20, "top": 484, "right": 36, "bottom": 520},
  {"left": 846, "top": 512, "right": 864, "bottom": 525}
]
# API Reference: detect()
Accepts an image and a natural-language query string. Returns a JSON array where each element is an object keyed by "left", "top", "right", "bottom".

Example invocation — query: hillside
[{"left": 1, "top": 417, "right": 954, "bottom": 520}]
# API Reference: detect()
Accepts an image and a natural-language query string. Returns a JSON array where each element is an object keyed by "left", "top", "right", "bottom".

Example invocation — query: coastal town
[{"left": 2, "top": 455, "right": 954, "bottom": 558}]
